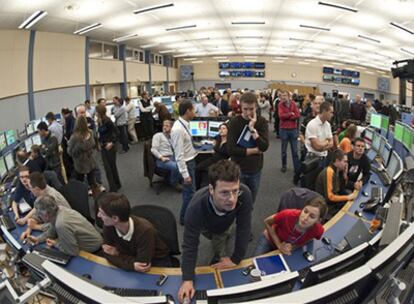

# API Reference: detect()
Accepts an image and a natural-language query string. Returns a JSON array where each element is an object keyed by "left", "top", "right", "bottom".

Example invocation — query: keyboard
[
  {"left": 22, "top": 252, "right": 47, "bottom": 277},
  {"left": 48, "top": 282, "right": 81, "bottom": 304},
  {"left": 334, "top": 239, "right": 349, "bottom": 253},
  {"left": 103, "top": 287, "right": 158, "bottom": 297},
  {"left": 33, "top": 247, "right": 71, "bottom": 265},
  {"left": 371, "top": 187, "right": 383, "bottom": 201},
  {"left": 0, "top": 214, "right": 15, "bottom": 231},
  {"left": 195, "top": 290, "right": 208, "bottom": 304}
]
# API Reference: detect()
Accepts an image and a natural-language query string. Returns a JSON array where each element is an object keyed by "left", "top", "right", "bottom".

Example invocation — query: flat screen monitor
[
  {"left": 4, "top": 153, "right": 14, "bottom": 171},
  {"left": 1, "top": 225, "right": 22, "bottom": 253},
  {"left": 254, "top": 62, "right": 265, "bottom": 69},
  {"left": 352, "top": 71, "right": 360, "bottom": 78},
  {"left": 379, "top": 136, "right": 386, "bottom": 156},
  {"left": 189, "top": 121, "right": 208, "bottom": 137},
  {"left": 394, "top": 122, "right": 404, "bottom": 142},
  {"left": 381, "top": 115, "right": 389, "bottom": 131},
  {"left": 243, "top": 70, "right": 253, "bottom": 77},
  {"left": 31, "top": 134, "right": 42, "bottom": 146},
  {"left": 341, "top": 78, "right": 351, "bottom": 84},
  {"left": 333, "top": 68, "right": 342, "bottom": 75},
  {"left": 386, "top": 151, "right": 402, "bottom": 180},
  {"left": 24, "top": 138, "right": 33, "bottom": 152},
  {"left": 243, "top": 62, "right": 253, "bottom": 69},
  {"left": 341, "top": 70, "right": 352, "bottom": 77},
  {"left": 381, "top": 143, "right": 392, "bottom": 167},
  {"left": 219, "top": 62, "right": 230, "bottom": 69},
  {"left": 5, "top": 130, "right": 16, "bottom": 146},
  {"left": 0, "top": 157, "right": 7, "bottom": 179},
  {"left": 255, "top": 71, "right": 265, "bottom": 78},
  {"left": 351, "top": 78, "right": 360, "bottom": 85},
  {"left": 370, "top": 113, "right": 382, "bottom": 129},
  {"left": 402, "top": 126, "right": 413, "bottom": 150},
  {"left": 25, "top": 122, "right": 36, "bottom": 136},
  {"left": 0, "top": 132, "right": 6, "bottom": 151},
  {"left": 230, "top": 62, "right": 242, "bottom": 69},
  {"left": 230, "top": 71, "right": 242, "bottom": 77},
  {"left": 219, "top": 70, "right": 230, "bottom": 78},
  {"left": 333, "top": 76, "right": 342, "bottom": 83},
  {"left": 208, "top": 121, "right": 223, "bottom": 138},
  {"left": 323, "top": 67, "right": 334, "bottom": 74},
  {"left": 371, "top": 132, "right": 381, "bottom": 152},
  {"left": 364, "top": 128, "right": 373, "bottom": 143},
  {"left": 32, "top": 119, "right": 42, "bottom": 130},
  {"left": 323, "top": 75, "right": 333, "bottom": 82}
]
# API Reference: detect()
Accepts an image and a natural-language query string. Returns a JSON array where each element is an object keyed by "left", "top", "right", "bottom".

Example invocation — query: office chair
[
  {"left": 300, "top": 157, "right": 323, "bottom": 190},
  {"left": 59, "top": 179, "right": 94, "bottom": 225},
  {"left": 277, "top": 187, "right": 322, "bottom": 212},
  {"left": 131, "top": 205, "right": 180, "bottom": 266},
  {"left": 143, "top": 140, "right": 169, "bottom": 195}
]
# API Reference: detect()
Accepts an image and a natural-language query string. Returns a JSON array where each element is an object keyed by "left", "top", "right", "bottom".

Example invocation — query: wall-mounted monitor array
[
  {"left": 219, "top": 70, "right": 265, "bottom": 78},
  {"left": 393, "top": 122, "right": 414, "bottom": 152},
  {"left": 219, "top": 62, "right": 265, "bottom": 69},
  {"left": 323, "top": 67, "right": 360, "bottom": 86}
]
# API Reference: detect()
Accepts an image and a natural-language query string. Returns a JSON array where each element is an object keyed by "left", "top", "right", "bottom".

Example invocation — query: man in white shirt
[
  {"left": 171, "top": 100, "right": 198, "bottom": 225},
  {"left": 124, "top": 97, "right": 138, "bottom": 144},
  {"left": 45, "top": 112, "right": 63, "bottom": 145},
  {"left": 151, "top": 120, "right": 180, "bottom": 189},
  {"left": 305, "top": 101, "right": 334, "bottom": 166},
  {"left": 195, "top": 95, "right": 218, "bottom": 117}
]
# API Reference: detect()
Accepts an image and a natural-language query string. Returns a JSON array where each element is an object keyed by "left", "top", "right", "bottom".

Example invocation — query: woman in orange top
[{"left": 339, "top": 124, "right": 357, "bottom": 153}]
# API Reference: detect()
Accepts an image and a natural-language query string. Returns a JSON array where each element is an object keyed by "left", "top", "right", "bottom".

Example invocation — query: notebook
[
  {"left": 253, "top": 254, "right": 290, "bottom": 276},
  {"left": 236, "top": 125, "right": 257, "bottom": 148}
]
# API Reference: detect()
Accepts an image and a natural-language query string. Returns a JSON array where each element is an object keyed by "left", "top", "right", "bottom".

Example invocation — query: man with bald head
[{"left": 350, "top": 95, "right": 366, "bottom": 122}]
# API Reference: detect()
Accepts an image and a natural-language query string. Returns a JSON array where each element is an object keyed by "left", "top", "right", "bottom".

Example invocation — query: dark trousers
[
  {"left": 280, "top": 128, "right": 300, "bottom": 173},
  {"left": 141, "top": 115, "right": 154, "bottom": 139},
  {"left": 181, "top": 159, "right": 196, "bottom": 223},
  {"left": 75, "top": 170, "right": 97, "bottom": 187},
  {"left": 117, "top": 125, "right": 129, "bottom": 152},
  {"left": 241, "top": 171, "right": 261, "bottom": 204},
  {"left": 101, "top": 145, "right": 121, "bottom": 192}
]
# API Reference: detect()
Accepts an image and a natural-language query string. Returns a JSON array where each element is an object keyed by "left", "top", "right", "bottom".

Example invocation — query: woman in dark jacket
[
  {"left": 195, "top": 123, "right": 230, "bottom": 189},
  {"left": 67, "top": 116, "right": 97, "bottom": 186},
  {"left": 96, "top": 104, "right": 121, "bottom": 192}
]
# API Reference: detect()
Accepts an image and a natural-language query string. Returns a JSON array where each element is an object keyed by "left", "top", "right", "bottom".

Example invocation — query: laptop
[
  {"left": 32, "top": 247, "right": 71, "bottom": 265},
  {"left": 335, "top": 219, "right": 371, "bottom": 252}
]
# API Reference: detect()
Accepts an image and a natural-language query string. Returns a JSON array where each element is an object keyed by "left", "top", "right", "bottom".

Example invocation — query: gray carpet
[{"left": 98, "top": 132, "right": 297, "bottom": 266}]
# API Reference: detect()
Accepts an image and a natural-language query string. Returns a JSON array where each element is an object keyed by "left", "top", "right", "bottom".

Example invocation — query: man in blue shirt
[{"left": 11, "top": 166, "right": 36, "bottom": 222}]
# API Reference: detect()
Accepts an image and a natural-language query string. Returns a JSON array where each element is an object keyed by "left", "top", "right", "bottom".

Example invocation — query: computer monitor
[
  {"left": 189, "top": 120, "right": 208, "bottom": 137},
  {"left": 208, "top": 121, "right": 223, "bottom": 138},
  {"left": 32, "top": 119, "right": 42, "bottom": 130},
  {"left": 41, "top": 260, "right": 165, "bottom": 304},
  {"left": 394, "top": 121, "right": 404, "bottom": 142},
  {"left": 31, "top": 134, "right": 42, "bottom": 146},
  {"left": 25, "top": 122, "right": 36, "bottom": 136},
  {"left": 0, "top": 225, "right": 24, "bottom": 256},
  {"left": 4, "top": 153, "right": 14, "bottom": 172},
  {"left": 371, "top": 132, "right": 381, "bottom": 152},
  {"left": 381, "top": 115, "right": 389, "bottom": 131},
  {"left": 386, "top": 151, "right": 403, "bottom": 181},
  {"left": 302, "top": 242, "right": 369, "bottom": 288},
  {"left": 370, "top": 113, "right": 382, "bottom": 129},
  {"left": 380, "top": 142, "right": 392, "bottom": 167},
  {"left": 0, "top": 157, "right": 7, "bottom": 180},
  {"left": 402, "top": 125, "right": 413, "bottom": 150},
  {"left": 5, "top": 130, "right": 16, "bottom": 146},
  {"left": 0, "top": 132, "right": 6, "bottom": 151},
  {"left": 24, "top": 138, "right": 33, "bottom": 152},
  {"left": 207, "top": 272, "right": 298, "bottom": 303}
]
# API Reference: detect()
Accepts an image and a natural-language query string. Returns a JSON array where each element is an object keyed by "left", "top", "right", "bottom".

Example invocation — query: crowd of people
[{"left": 9, "top": 86, "right": 405, "bottom": 303}]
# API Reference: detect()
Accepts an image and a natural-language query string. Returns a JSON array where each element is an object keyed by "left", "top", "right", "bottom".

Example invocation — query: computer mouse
[
  {"left": 82, "top": 273, "right": 92, "bottom": 280},
  {"left": 370, "top": 180, "right": 377, "bottom": 185},
  {"left": 362, "top": 191, "right": 369, "bottom": 197},
  {"left": 303, "top": 251, "right": 315, "bottom": 262},
  {"left": 321, "top": 237, "right": 331, "bottom": 245},
  {"left": 354, "top": 210, "right": 363, "bottom": 217}
]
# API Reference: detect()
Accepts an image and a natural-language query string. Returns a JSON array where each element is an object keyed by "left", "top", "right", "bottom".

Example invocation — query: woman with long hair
[
  {"left": 67, "top": 116, "right": 97, "bottom": 186},
  {"left": 339, "top": 124, "right": 357, "bottom": 153},
  {"left": 96, "top": 104, "right": 122, "bottom": 192}
]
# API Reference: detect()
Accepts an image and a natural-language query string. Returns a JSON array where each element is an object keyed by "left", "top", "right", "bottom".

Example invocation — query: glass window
[
  {"left": 103, "top": 44, "right": 118, "bottom": 59},
  {"left": 89, "top": 41, "right": 102, "bottom": 58},
  {"left": 139, "top": 51, "right": 144, "bottom": 62},
  {"left": 126, "top": 48, "right": 134, "bottom": 60},
  {"left": 151, "top": 54, "right": 155, "bottom": 64}
]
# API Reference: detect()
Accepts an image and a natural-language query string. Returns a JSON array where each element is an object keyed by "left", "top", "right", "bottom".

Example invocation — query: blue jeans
[
  {"left": 181, "top": 159, "right": 196, "bottom": 223},
  {"left": 253, "top": 234, "right": 274, "bottom": 256},
  {"left": 280, "top": 128, "right": 300, "bottom": 173},
  {"left": 156, "top": 158, "right": 180, "bottom": 186},
  {"left": 241, "top": 171, "right": 261, "bottom": 204}
]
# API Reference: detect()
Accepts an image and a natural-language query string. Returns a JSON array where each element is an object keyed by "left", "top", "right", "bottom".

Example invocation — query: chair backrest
[
  {"left": 143, "top": 140, "right": 155, "bottom": 180},
  {"left": 130, "top": 205, "right": 180, "bottom": 256},
  {"left": 278, "top": 187, "right": 322, "bottom": 212},
  {"left": 60, "top": 179, "right": 94, "bottom": 224}
]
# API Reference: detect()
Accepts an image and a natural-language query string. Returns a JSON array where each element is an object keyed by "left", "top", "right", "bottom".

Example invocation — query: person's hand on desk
[
  {"left": 27, "top": 235, "right": 40, "bottom": 245},
  {"left": 178, "top": 280, "right": 195, "bottom": 304},
  {"left": 183, "top": 176, "right": 192, "bottom": 185},
  {"left": 347, "top": 191, "right": 358, "bottom": 201},
  {"left": 211, "top": 257, "right": 236, "bottom": 269},
  {"left": 46, "top": 238, "right": 57, "bottom": 248},
  {"left": 276, "top": 242, "right": 293, "bottom": 255},
  {"left": 133, "top": 262, "right": 151, "bottom": 272},
  {"left": 16, "top": 217, "right": 28, "bottom": 226},
  {"left": 20, "top": 229, "right": 31, "bottom": 241},
  {"left": 102, "top": 244, "right": 119, "bottom": 256}
]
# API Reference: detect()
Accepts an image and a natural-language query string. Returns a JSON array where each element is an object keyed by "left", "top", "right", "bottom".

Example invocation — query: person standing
[
  {"left": 227, "top": 92, "right": 269, "bottom": 204},
  {"left": 45, "top": 112, "right": 63, "bottom": 145},
  {"left": 171, "top": 100, "right": 198, "bottom": 225},
  {"left": 365, "top": 99, "right": 377, "bottom": 125},
  {"left": 139, "top": 92, "right": 155, "bottom": 140},
  {"left": 258, "top": 93, "right": 271, "bottom": 123},
  {"left": 124, "top": 97, "right": 139, "bottom": 144},
  {"left": 278, "top": 90, "right": 300, "bottom": 175},
  {"left": 350, "top": 95, "right": 366, "bottom": 122},
  {"left": 112, "top": 96, "right": 129, "bottom": 153},
  {"left": 96, "top": 105, "right": 121, "bottom": 192}
]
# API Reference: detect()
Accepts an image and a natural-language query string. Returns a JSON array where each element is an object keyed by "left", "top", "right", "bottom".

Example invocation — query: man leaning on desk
[{"left": 178, "top": 160, "right": 252, "bottom": 303}]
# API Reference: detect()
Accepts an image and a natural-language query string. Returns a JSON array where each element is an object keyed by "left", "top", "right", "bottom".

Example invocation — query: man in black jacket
[
  {"left": 178, "top": 160, "right": 252, "bottom": 303},
  {"left": 346, "top": 137, "right": 370, "bottom": 190}
]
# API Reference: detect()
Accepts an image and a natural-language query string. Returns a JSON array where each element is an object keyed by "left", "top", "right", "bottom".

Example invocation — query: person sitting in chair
[
  {"left": 254, "top": 196, "right": 327, "bottom": 256},
  {"left": 151, "top": 120, "right": 181, "bottom": 191},
  {"left": 97, "top": 192, "right": 171, "bottom": 272}
]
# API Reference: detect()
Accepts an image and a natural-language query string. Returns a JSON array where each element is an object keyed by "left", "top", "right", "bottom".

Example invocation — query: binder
[{"left": 236, "top": 125, "right": 257, "bottom": 148}]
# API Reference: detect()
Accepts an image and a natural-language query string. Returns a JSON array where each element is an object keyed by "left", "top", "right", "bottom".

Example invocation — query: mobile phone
[{"left": 157, "top": 274, "right": 168, "bottom": 286}]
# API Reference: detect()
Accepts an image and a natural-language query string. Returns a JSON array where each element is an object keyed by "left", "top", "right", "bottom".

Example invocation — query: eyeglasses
[{"left": 217, "top": 189, "right": 240, "bottom": 199}]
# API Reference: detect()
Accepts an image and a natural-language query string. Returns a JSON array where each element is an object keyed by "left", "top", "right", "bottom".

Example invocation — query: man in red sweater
[{"left": 278, "top": 90, "right": 300, "bottom": 176}]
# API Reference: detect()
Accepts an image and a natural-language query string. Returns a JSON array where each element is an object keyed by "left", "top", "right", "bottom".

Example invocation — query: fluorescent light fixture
[
  {"left": 183, "top": 58, "right": 197, "bottom": 61},
  {"left": 272, "top": 60, "right": 284, "bottom": 63},
  {"left": 166, "top": 24, "right": 197, "bottom": 31},
  {"left": 133, "top": 3, "right": 174, "bottom": 14},
  {"left": 191, "top": 60, "right": 203, "bottom": 63},
  {"left": 357, "top": 66, "right": 367, "bottom": 70},
  {"left": 159, "top": 49, "right": 175, "bottom": 53},
  {"left": 390, "top": 22, "right": 414, "bottom": 35},
  {"left": 185, "top": 37, "right": 210, "bottom": 42},
  {"left": 113, "top": 33, "right": 138, "bottom": 42},
  {"left": 298, "top": 61, "right": 310, "bottom": 64},
  {"left": 18, "top": 10, "right": 48, "bottom": 29},
  {"left": 336, "top": 44, "right": 357, "bottom": 50},
  {"left": 401, "top": 48, "right": 414, "bottom": 56},
  {"left": 365, "top": 71, "right": 375, "bottom": 75},
  {"left": 74, "top": 23, "right": 102, "bottom": 35},
  {"left": 141, "top": 43, "right": 160, "bottom": 48},
  {"left": 318, "top": 1, "right": 358, "bottom": 13},
  {"left": 231, "top": 21, "right": 265, "bottom": 25},
  {"left": 274, "top": 56, "right": 288, "bottom": 60},
  {"left": 213, "top": 56, "right": 228, "bottom": 59},
  {"left": 217, "top": 59, "right": 230, "bottom": 62},
  {"left": 305, "top": 59, "right": 318, "bottom": 62},
  {"left": 358, "top": 35, "right": 380, "bottom": 43},
  {"left": 236, "top": 36, "right": 263, "bottom": 39},
  {"left": 244, "top": 56, "right": 257, "bottom": 59},
  {"left": 289, "top": 37, "right": 314, "bottom": 43},
  {"left": 376, "top": 70, "right": 386, "bottom": 74},
  {"left": 300, "top": 24, "right": 330, "bottom": 31}
]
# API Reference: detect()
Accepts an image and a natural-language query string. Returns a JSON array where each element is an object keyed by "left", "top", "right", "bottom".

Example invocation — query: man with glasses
[
  {"left": 11, "top": 166, "right": 36, "bottom": 222},
  {"left": 178, "top": 160, "right": 252, "bottom": 303}
]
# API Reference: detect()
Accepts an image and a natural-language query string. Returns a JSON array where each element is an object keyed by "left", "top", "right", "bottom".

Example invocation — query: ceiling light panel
[
  {"left": 18, "top": 10, "right": 47, "bottom": 29},
  {"left": 74, "top": 22, "right": 102, "bottom": 35},
  {"left": 317, "top": 1, "right": 358, "bottom": 13},
  {"left": 133, "top": 3, "right": 174, "bottom": 14}
]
